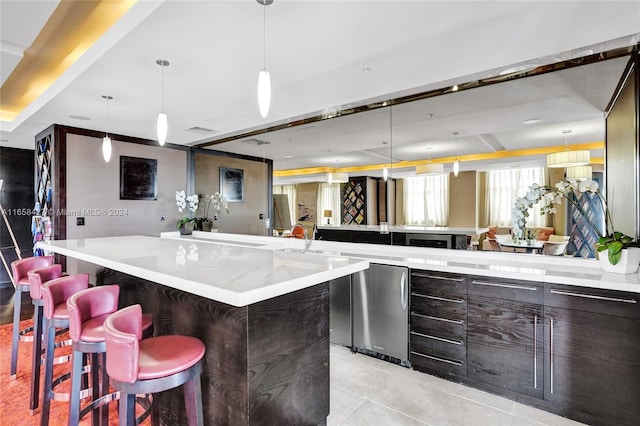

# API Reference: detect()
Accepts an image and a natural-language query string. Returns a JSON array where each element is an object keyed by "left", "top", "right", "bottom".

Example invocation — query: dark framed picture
[
  {"left": 119, "top": 156, "right": 158, "bottom": 200},
  {"left": 220, "top": 167, "right": 244, "bottom": 202}
]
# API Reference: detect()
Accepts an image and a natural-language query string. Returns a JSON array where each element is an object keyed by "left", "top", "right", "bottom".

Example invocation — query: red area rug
[{"left": 0, "top": 320, "right": 151, "bottom": 425}]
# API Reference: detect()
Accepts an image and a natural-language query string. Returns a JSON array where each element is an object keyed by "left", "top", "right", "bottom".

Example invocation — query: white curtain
[
  {"left": 403, "top": 174, "right": 449, "bottom": 226},
  {"left": 485, "top": 167, "right": 546, "bottom": 227},
  {"left": 317, "top": 183, "right": 342, "bottom": 225},
  {"left": 273, "top": 185, "right": 297, "bottom": 228}
]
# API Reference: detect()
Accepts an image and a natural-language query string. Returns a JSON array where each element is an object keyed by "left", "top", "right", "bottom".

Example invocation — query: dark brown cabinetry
[
  {"left": 467, "top": 276, "right": 544, "bottom": 398},
  {"left": 409, "top": 271, "right": 468, "bottom": 378},
  {"left": 544, "top": 284, "right": 640, "bottom": 426}
]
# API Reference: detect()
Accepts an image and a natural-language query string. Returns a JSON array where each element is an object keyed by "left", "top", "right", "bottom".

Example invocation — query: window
[
  {"left": 273, "top": 185, "right": 297, "bottom": 228},
  {"left": 316, "top": 183, "right": 342, "bottom": 225},
  {"left": 403, "top": 174, "right": 449, "bottom": 226},
  {"left": 485, "top": 167, "right": 546, "bottom": 227}
]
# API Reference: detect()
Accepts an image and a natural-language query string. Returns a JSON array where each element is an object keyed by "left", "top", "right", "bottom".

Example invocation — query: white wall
[{"left": 65, "top": 134, "right": 187, "bottom": 239}]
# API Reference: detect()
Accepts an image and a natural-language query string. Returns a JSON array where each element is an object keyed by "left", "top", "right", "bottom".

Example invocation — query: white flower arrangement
[
  {"left": 200, "top": 192, "right": 229, "bottom": 221},
  {"left": 512, "top": 177, "right": 633, "bottom": 265},
  {"left": 175, "top": 190, "right": 199, "bottom": 228}
]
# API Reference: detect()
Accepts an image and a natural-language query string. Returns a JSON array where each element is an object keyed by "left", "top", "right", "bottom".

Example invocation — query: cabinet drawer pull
[
  {"left": 471, "top": 280, "right": 538, "bottom": 291},
  {"left": 410, "top": 351, "right": 463, "bottom": 366},
  {"left": 549, "top": 289, "right": 637, "bottom": 304},
  {"left": 410, "top": 331, "right": 463, "bottom": 346},
  {"left": 412, "top": 293, "right": 464, "bottom": 304},
  {"left": 550, "top": 317, "right": 554, "bottom": 394},
  {"left": 411, "top": 312, "right": 464, "bottom": 325},
  {"left": 533, "top": 315, "right": 538, "bottom": 389},
  {"left": 413, "top": 273, "right": 464, "bottom": 282}
]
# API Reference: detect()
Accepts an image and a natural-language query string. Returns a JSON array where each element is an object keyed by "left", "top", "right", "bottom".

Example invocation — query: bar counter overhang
[{"left": 36, "top": 235, "right": 369, "bottom": 425}]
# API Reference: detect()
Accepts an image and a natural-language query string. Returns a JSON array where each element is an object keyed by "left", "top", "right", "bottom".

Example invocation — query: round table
[{"left": 499, "top": 240, "right": 544, "bottom": 254}]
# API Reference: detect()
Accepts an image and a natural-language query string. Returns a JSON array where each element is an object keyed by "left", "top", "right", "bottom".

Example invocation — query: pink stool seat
[
  {"left": 138, "top": 336, "right": 205, "bottom": 381},
  {"left": 80, "top": 313, "right": 153, "bottom": 343}
]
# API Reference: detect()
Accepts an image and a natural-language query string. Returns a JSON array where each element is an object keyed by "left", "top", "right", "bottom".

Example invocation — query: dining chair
[
  {"left": 542, "top": 241, "right": 568, "bottom": 256},
  {"left": 487, "top": 239, "right": 502, "bottom": 252}
]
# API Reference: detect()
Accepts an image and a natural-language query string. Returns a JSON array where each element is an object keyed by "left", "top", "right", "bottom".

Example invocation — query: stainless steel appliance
[
  {"left": 329, "top": 275, "right": 351, "bottom": 346},
  {"left": 353, "top": 264, "right": 409, "bottom": 362}
]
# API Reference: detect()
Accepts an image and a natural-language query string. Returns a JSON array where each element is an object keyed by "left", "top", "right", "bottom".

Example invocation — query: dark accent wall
[{"left": 0, "top": 147, "right": 34, "bottom": 286}]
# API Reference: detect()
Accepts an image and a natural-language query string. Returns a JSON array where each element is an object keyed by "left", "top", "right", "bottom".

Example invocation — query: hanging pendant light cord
[
  {"left": 263, "top": 2, "right": 267, "bottom": 71},
  {"left": 161, "top": 64, "right": 165, "bottom": 113},
  {"left": 105, "top": 97, "right": 109, "bottom": 136}
]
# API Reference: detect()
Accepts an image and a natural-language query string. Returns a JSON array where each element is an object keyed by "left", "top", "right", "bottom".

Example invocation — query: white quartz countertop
[
  {"left": 317, "top": 224, "right": 489, "bottom": 235},
  {"left": 36, "top": 235, "right": 369, "bottom": 307},
  {"left": 169, "top": 231, "right": 640, "bottom": 294}
]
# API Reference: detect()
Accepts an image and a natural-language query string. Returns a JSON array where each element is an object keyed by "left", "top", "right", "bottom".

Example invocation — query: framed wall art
[
  {"left": 119, "top": 156, "right": 158, "bottom": 200},
  {"left": 220, "top": 167, "right": 244, "bottom": 202}
]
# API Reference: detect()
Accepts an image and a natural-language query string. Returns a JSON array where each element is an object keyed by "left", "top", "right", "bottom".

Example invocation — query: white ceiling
[{"left": 1, "top": 1, "right": 639, "bottom": 183}]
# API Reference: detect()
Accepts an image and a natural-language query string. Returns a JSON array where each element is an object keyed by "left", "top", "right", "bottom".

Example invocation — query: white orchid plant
[
  {"left": 199, "top": 192, "right": 229, "bottom": 222},
  {"left": 512, "top": 177, "right": 635, "bottom": 265},
  {"left": 175, "top": 190, "right": 199, "bottom": 228}
]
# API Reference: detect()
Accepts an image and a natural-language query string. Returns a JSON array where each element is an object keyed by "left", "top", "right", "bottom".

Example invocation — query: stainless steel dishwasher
[{"left": 353, "top": 263, "right": 409, "bottom": 362}]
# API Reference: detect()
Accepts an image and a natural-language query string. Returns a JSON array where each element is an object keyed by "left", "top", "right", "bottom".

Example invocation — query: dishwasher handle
[{"left": 400, "top": 270, "right": 408, "bottom": 311}]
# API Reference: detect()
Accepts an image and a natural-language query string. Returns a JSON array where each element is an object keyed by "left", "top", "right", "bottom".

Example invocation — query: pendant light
[
  {"left": 452, "top": 131, "right": 460, "bottom": 177},
  {"left": 382, "top": 141, "right": 389, "bottom": 182},
  {"left": 326, "top": 150, "right": 348, "bottom": 184},
  {"left": 416, "top": 147, "right": 444, "bottom": 175},
  {"left": 546, "top": 129, "right": 590, "bottom": 168},
  {"left": 101, "top": 95, "right": 113, "bottom": 163},
  {"left": 257, "top": 0, "right": 273, "bottom": 118},
  {"left": 156, "top": 59, "right": 170, "bottom": 145}
]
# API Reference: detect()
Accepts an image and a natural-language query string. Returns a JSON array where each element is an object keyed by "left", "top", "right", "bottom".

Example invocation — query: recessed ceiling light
[
  {"left": 523, "top": 118, "right": 541, "bottom": 124},
  {"left": 283, "top": 155, "right": 293, "bottom": 158},
  {"left": 69, "top": 115, "right": 90, "bottom": 121},
  {"left": 361, "top": 66, "right": 371, "bottom": 73}
]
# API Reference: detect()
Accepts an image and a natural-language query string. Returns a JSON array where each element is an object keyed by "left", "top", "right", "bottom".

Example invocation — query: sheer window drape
[
  {"left": 485, "top": 167, "right": 546, "bottom": 227},
  {"left": 273, "top": 185, "right": 297, "bottom": 228},
  {"left": 317, "top": 183, "right": 342, "bottom": 225},
  {"left": 403, "top": 174, "right": 449, "bottom": 226}
]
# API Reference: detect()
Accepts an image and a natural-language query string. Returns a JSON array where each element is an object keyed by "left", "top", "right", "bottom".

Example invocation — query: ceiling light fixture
[
  {"left": 566, "top": 165, "right": 592, "bottom": 181},
  {"left": 523, "top": 118, "right": 541, "bottom": 125},
  {"left": 452, "top": 131, "right": 460, "bottom": 177},
  {"left": 326, "top": 150, "right": 348, "bottom": 184},
  {"left": 101, "top": 95, "right": 113, "bottom": 163},
  {"left": 156, "top": 59, "right": 170, "bottom": 145},
  {"left": 416, "top": 148, "right": 444, "bottom": 175},
  {"left": 257, "top": 0, "right": 273, "bottom": 118},
  {"left": 546, "top": 129, "right": 590, "bottom": 168}
]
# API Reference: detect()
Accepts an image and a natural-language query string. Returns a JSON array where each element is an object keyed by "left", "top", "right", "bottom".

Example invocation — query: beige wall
[
  {"left": 449, "top": 171, "right": 478, "bottom": 227},
  {"left": 66, "top": 134, "right": 187, "bottom": 239},
  {"left": 195, "top": 152, "right": 269, "bottom": 236}
]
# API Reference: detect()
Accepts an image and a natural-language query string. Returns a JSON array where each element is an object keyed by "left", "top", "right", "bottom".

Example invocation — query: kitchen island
[{"left": 36, "top": 235, "right": 369, "bottom": 425}]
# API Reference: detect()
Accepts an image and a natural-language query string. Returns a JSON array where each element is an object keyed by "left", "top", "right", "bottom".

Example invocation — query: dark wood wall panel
[{"left": 0, "top": 147, "right": 34, "bottom": 286}]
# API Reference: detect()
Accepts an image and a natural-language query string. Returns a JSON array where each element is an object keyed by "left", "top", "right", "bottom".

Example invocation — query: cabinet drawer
[
  {"left": 468, "top": 276, "right": 543, "bottom": 304},
  {"left": 411, "top": 292, "right": 467, "bottom": 320},
  {"left": 410, "top": 346, "right": 467, "bottom": 378},
  {"left": 410, "top": 311, "right": 466, "bottom": 341},
  {"left": 545, "top": 283, "right": 640, "bottom": 319},
  {"left": 410, "top": 330, "right": 466, "bottom": 357},
  {"left": 411, "top": 271, "right": 467, "bottom": 296}
]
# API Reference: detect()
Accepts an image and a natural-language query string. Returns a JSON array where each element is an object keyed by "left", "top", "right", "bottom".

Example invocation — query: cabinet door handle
[
  {"left": 401, "top": 271, "right": 408, "bottom": 311},
  {"left": 411, "top": 312, "right": 464, "bottom": 325},
  {"left": 533, "top": 314, "right": 538, "bottom": 389},
  {"left": 410, "top": 351, "right": 463, "bottom": 366},
  {"left": 413, "top": 273, "right": 464, "bottom": 282},
  {"left": 550, "top": 317, "right": 554, "bottom": 394},
  {"left": 412, "top": 293, "right": 464, "bottom": 304},
  {"left": 549, "top": 289, "right": 637, "bottom": 304},
  {"left": 471, "top": 280, "right": 538, "bottom": 291},
  {"left": 410, "top": 331, "right": 463, "bottom": 346}
]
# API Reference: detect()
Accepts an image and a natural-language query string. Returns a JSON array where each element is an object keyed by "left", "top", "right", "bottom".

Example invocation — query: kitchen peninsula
[
  {"left": 316, "top": 224, "right": 489, "bottom": 249},
  {"left": 36, "top": 235, "right": 369, "bottom": 425}
]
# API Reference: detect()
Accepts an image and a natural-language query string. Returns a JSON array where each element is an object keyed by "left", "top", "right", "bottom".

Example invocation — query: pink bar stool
[
  {"left": 9, "top": 255, "right": 54, "bottom": 380},
  {"left": 40, "top": 274, "right": 90, "bottom": 426},
  {"left": 104, "top": 304, "right": 205, "bottom": 426},
  {"left": 27, "top": 264, "right": 64, "bottom": 414},
  {"left": 66, "top": 285, "right": 153, "bottom": 426}
]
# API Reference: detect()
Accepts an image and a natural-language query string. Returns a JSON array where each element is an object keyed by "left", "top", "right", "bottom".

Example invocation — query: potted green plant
[
  {"left": 512, "top": 177, "right": 639, "bottom": 273},
  {"left": 175, "top": 190, "right": 199, "bottom": 235},
  {"left": 197, "top": 192, "right": 229, "bottom": 232}
]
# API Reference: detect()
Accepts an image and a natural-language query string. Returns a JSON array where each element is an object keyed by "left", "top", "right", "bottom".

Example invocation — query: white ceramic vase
[{"left": 599, "top": 247, "right": 640, "bottom": 274}]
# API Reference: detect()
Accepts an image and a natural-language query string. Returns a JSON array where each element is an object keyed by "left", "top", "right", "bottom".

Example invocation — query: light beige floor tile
[
  {"left": 331, "top": 352, "right": 351, "bottom": 369},
  {"left": 368, "top": 374, "right": 445, "bottom": 422},
  {"left": 331, "top": 344, "right": 355, "bottom": 358},
  {"left": 327, "top": 385, "right": 366, "bottom": 426},
  {"left": 510, "top": 415, "right": 546, "bottom": 426},
  {"left": 349, "top": 351, "right": 409, "bottom": 373},
  {"left": 427, "top": 394, "right": 512, "bottom": 426},
  {"left": 342, "top": 400, "right": 426, "bottom": 426},
  {"left": 512, "top": 404, "right": 586, "bottom": 426},
  {"left": 442, "top": 382, "right": 515, "bottom": 414},
  {"left": 331, "top": 357, "right": 392, "bottom": 398}
]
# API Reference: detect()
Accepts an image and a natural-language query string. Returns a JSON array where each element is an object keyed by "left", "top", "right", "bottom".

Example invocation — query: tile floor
[{"left": 328, "top": 345, "right": 586, "bottom": 426}]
